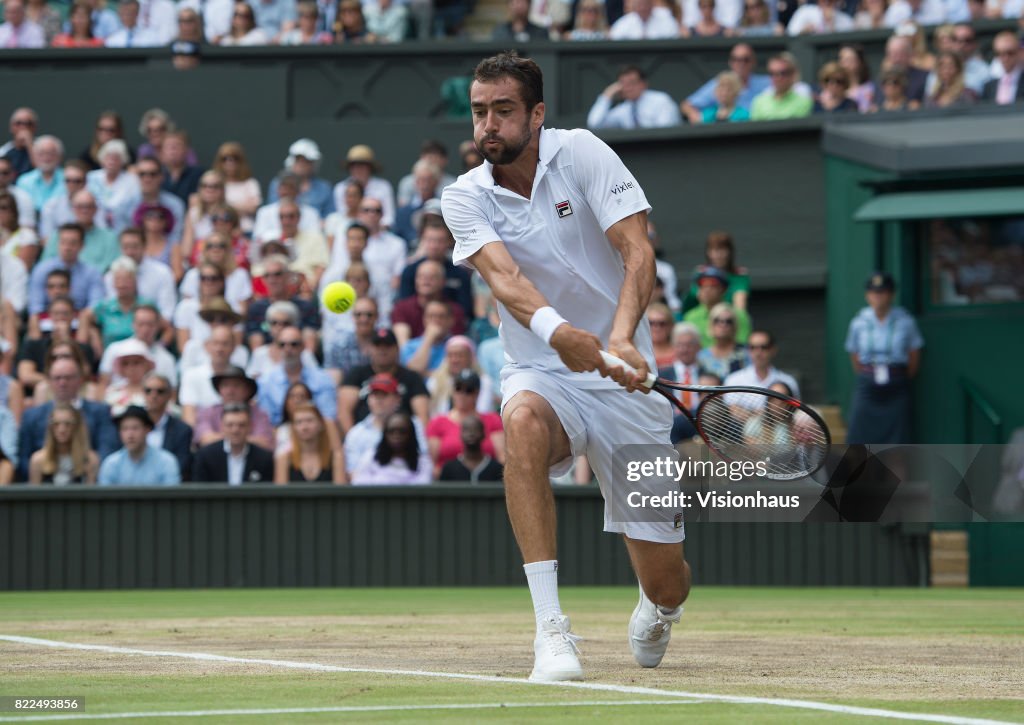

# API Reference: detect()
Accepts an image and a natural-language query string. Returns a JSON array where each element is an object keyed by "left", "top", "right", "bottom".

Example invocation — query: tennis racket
[{"left": 600, "top": 351, "right": 831, "bottom": 480}]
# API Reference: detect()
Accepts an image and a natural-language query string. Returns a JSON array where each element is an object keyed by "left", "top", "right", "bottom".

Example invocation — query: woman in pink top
[{"left": 426, "top": 369, "right": 504, "bottom": 477}]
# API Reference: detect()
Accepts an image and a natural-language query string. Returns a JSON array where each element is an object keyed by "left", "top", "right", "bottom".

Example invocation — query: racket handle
[{"left": 599, "top": 351, "right": 656, "bottom": 389}]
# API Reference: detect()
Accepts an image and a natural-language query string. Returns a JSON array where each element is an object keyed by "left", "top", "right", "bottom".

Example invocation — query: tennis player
[{"left": 442, "top": 52, "right": 691, "bottom": 681}]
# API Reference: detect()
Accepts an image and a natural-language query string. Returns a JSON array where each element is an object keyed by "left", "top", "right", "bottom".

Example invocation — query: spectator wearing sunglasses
[
  {"left": 39, "top": 161, "right": 96, "bottom": 241},
  {"left": 751, "top": 52, "right": 813, "bottom": 120},
  {"left": 252, "top": 172, "right": 320, "bottom": 245},
  {"left": 982, "top": 31, "right": 1023, "bottom": 105},
  {"left": 681, "top": 43, "right": 771, "bottom": 123},
  {"left": 814, "top": 62, "right": 860, "bottom": 113},
  {"left": 244, "top": 254, "right": 320, "bottom": 353},
  {"left": 143, "top": 371, "right": 193, "bottom": 481},
  {"left": 246, "top": 300, "right": 320, "bottom": 380},
  {"left": 179, "top": 231, "right": 252, "bottom": 315},
  {"left": 131, "top": 157, "right": 185, "bottom": 245},
  {"left": 695, "top": 302, "right": 750, "bottom": 381},
  {"left": 210, "top": 142, "right": 261, "bottom": 232},
  {"left": 682, "top": 266, "right": 751, "bottom": 347},
  {"left": 219, "top": 0, "right": 269, "bottom": 44},
  {"left": 723, "top": 329, "right": 800, "bottom": 399},
  {"left": 256, "top": 324, "right": 337, "bottom": 427},
  {"left": 0, "top": 108, "right": 38, "bottom": 178}
]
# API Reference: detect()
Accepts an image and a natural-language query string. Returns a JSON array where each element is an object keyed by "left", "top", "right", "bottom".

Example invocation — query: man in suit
[
  {"left": 17, "top": 356, "right": 119, "bottom": 478},
  {"left": 144, "top": 372, "right": 193, "bottom": 482},
  {"left": 192, "top": 403, "right": 274, "bottom": 484},
  {"left": 983, "top": 32, "right": 1024, "bottom": 105},
  {"left": 658, "top": 322, "right": 703, "bottom": 444}
]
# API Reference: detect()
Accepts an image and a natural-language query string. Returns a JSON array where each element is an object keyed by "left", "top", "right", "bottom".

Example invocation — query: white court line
[
  {"left": 0, "top": 635, "right": 1017, "bottom": 725},
  {"left": 0, "top": 700, "right": 700, "bottom": 722}
]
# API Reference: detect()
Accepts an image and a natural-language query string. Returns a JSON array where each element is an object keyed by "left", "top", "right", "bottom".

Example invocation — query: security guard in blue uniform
[{"left": 844, "top": 272, "right": 924, "bottom": 444}]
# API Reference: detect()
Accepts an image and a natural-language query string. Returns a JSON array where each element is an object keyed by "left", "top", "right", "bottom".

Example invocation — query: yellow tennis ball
[{"left": 321, "top": 281, "right": 356, "bottom": 314}]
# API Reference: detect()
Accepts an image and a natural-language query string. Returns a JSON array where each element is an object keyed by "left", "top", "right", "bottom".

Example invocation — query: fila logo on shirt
[
  {"left": 610, "top": 180, "right": 634, "bottom": 195},
  {"left": 555, "top": 200, "right": 573, "bottom": 218}
]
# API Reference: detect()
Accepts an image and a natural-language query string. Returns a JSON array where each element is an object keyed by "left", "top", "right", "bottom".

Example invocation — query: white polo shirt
[{"left": 442, "top": 127, "right": 653, "bottom": 389}]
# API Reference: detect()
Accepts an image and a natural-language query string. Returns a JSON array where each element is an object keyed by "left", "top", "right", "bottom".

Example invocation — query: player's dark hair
[
  {"left": 619, "top": 64, "right": 647, "bottom": 81},
  {"left": 473, "top": 52, "right": 544, "bottom": 111},
  {"left": 376, "top": 412, "right": 420, "bottom": 472},
  {"left": 749, "top": 329, "right": 775, "bottom": 347}
]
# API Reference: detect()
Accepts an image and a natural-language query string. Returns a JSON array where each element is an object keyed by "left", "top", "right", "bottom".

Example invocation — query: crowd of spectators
[
  {"left": 0, "top": 97, "right": 817, "bottom": 485},
  {"left": 588, "top": 25, "right": 1022, "bottom": 129},
  {"left": 0, "top": 0, "right": 1020, "bottom": 49},
  {"left": 0, "top": 5, "right": 1017, "bottom": 484}
]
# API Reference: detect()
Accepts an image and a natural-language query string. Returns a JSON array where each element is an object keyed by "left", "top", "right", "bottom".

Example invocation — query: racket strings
[{"left": 696, "top": 392, "right": 829, "bottom": 479}]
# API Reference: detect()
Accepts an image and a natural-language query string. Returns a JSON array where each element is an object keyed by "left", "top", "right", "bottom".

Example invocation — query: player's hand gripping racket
[{"left": 600, "top": 351, "right": 831, "bottom": 480}]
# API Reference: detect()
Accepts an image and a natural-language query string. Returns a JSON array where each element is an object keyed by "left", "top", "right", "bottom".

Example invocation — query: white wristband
[{"left": 529, "top": 306, "right": 568, "bottom": 345}]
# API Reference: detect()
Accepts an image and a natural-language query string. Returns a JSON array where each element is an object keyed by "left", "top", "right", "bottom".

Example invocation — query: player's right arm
[{"left": 468, "top": 241, "right": 604, "bottom": 374}]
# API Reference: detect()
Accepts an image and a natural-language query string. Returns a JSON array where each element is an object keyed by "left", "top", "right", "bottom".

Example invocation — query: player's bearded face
[{"left": 476, "top": 117, "right": 532, "bottom": 165}]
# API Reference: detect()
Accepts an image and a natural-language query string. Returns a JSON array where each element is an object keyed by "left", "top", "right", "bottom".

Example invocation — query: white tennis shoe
[
  {"left": 529, "top": 614, "right": 583, "bottom": 682},
  {"left": 629, "top": 587, "right": 682, "bottom": 668}
]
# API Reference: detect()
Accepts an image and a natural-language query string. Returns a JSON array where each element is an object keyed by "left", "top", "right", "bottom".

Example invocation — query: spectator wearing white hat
[
  {"left": 102, "top": 337, "right": 155, "bottom": 409},
  {"left": 98, "top": 302, "right": 178, "bottom": 391},
  {"left": 332, "top": 144, "right": 396, "bottom": 228},
  {"left": 268, "top": 138, "right": 334, "bottom": 218}
]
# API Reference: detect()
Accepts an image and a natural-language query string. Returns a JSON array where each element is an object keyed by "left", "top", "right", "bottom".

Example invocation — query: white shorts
[{"left": 501, "top": 367, "right": 685, "bottom": 544}]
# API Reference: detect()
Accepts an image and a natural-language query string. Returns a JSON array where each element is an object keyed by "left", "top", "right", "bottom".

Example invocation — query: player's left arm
[{"left": 605, "top": 210, "right": 655, "bottom": 392}]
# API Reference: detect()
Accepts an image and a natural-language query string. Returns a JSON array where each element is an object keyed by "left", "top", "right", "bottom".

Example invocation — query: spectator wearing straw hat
[
  {"left": 97, "top": 405, "right": 181, "bottom": 486},
  {"left": 332, "top": 144, "right": 396, "bottom": 228}
]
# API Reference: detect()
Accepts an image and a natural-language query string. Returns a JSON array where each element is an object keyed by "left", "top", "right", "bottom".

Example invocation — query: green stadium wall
[{"left": 0, "top": 487, "right": 929, "bottom": 590}]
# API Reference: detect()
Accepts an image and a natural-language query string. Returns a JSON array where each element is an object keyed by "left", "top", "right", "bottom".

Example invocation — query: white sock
[{"left": 524, "top": 560, "right": 562, "bottom": 627}]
